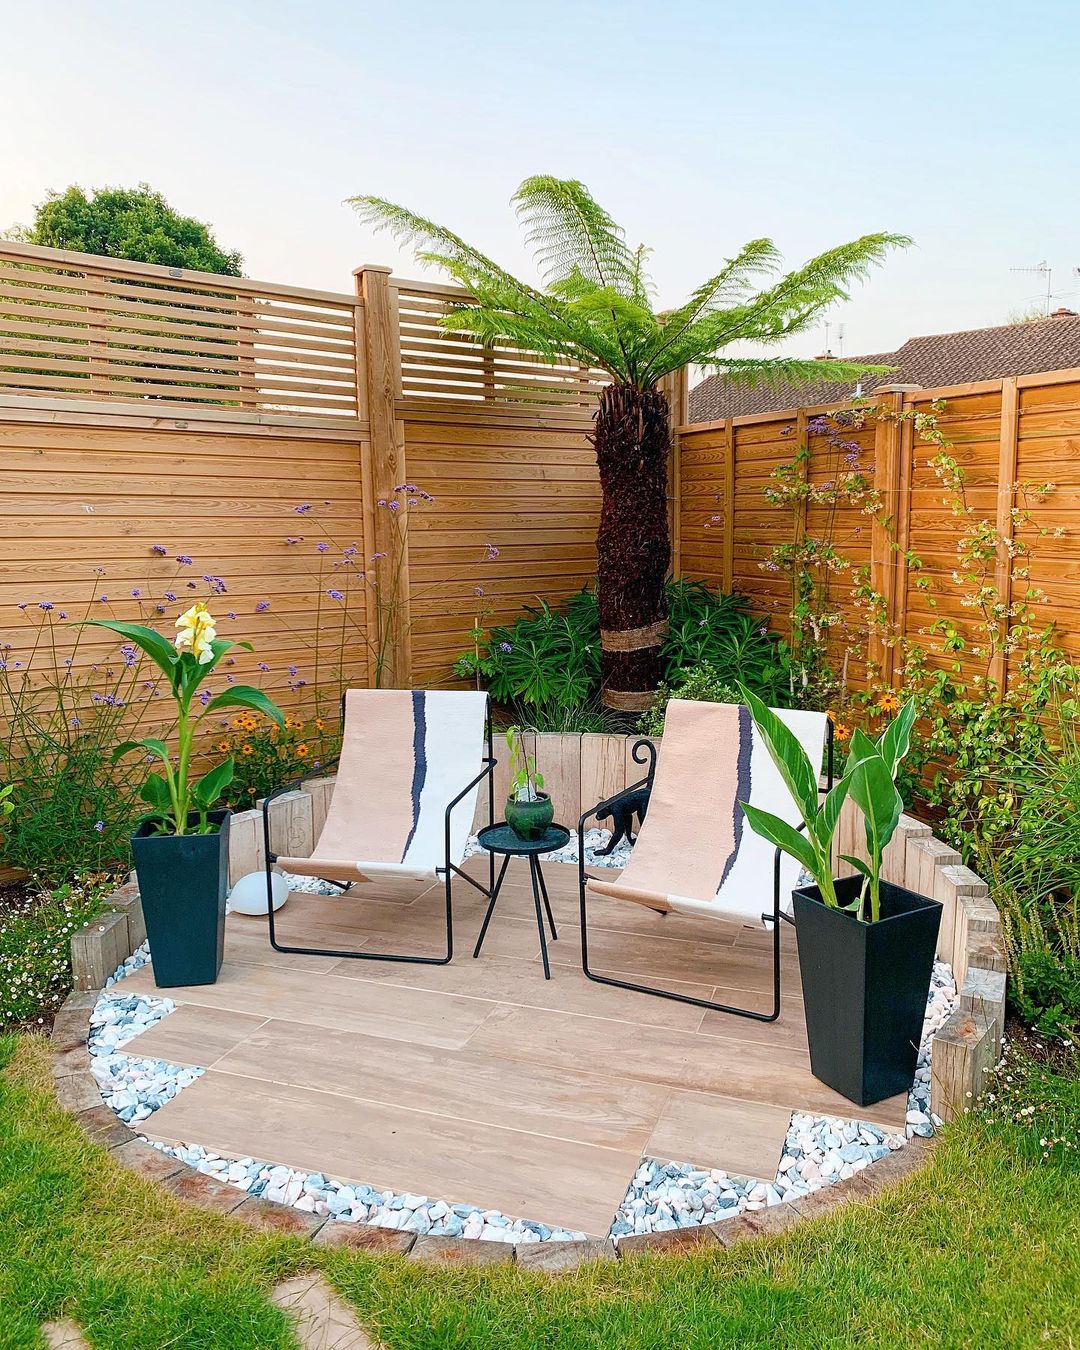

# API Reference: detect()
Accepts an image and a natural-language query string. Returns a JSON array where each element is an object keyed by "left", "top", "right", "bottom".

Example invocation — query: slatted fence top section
[
  {"left": 394, "top": 279, "right": 608, "bottom": 410},
  {"left": 0, "top": 242, "right": 363, "bottom": 422}
]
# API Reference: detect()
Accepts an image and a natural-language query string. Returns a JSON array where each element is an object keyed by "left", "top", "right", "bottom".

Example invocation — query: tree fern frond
[
  {"left": 707, "top": 357, "right": 897, "bottom": 387},
  {"left": 512, "top": 176, "right": 636, "bottom": 293}
]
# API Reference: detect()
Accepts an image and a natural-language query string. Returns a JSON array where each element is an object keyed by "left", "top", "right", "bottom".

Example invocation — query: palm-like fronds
[{"left": 348, "top": 181, "right": 910, "bottom": 390}]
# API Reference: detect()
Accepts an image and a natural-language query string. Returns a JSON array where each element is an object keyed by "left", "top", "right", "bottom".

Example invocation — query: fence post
[
  {"left": 869, "top": 386, "right": 918, "bottom": 687},
  {"left": 660, "top": 368, "right": 689, "bottom": 578},
  {"left": 990, "top": 377, "right": 1019, "bottom": 693},
  {"left": 355, "top": 265, "right": 412, "bottom": 688}
]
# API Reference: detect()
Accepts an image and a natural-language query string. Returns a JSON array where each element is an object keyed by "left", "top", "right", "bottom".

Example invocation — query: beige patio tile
[
  {"left": 645, "top": 1090, "right": 793, "bottom": 1180},
  {"left": 211, "top": 1016, "right": 671, "bottom": 1152},
  {"left": 271, "top": 1274, "right": 377, "bottom": 1349},
  {"left": 122, "top": 1005, "right": 268, "bottom": 1068},
  {"left": 142, "top": 1070, "right": 639, "bottom": 1237}
]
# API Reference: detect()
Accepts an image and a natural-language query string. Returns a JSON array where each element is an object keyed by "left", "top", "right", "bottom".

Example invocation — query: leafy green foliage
[
  {"left": 455, "top": 591, "right": 601, "bottom": 727},
  {"left": 506, "top": 727, "right": 544, "bottom": 801},
  {"left": 660, "top": 581, "right": 793, "bottom": 703},
  {"left": 457, "top": 583, "right": 791, "bottom": 730},
  {"left": 739, "top": 686, "right": 914, "bottom": 920},
  {"left": 350, "top": 176, "right": 908, "bottom": 391},
  {"left": 0, "top": 873, "right": 119, "bottom": 1029},
  {"left": 21, "top": 183, "right": 242, "bottom": 275},
  {"left": 83, "top": 611, "right": 282, "bottom": 836}
]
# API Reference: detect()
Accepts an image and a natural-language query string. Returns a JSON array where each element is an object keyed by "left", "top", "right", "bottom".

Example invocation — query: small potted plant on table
[
  {"left": 739, "top": 688, "right": 941, "bottom": 1107},
  {"left": 504, "top": 727, "right": 553, "bottom": 841},
  {"left": 84, "top": 603, "right": 283, "bottom": 986}
]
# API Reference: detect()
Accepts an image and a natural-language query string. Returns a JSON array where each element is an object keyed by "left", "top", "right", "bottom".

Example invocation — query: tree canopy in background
[{"left": 19, "top": 183, "right": 242, "bottom": 276}]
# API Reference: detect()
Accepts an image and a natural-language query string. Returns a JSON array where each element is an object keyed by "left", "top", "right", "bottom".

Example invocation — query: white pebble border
[{"left": 87, "top": 873, "right": 956, "bottom": 1243}]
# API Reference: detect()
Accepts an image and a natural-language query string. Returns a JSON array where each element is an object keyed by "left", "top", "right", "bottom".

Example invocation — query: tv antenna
[
  {"left": 836, "top": 323, "right": 845, "bottom": 358},
  {"left": 1011, "top": 260, "right": 1051, "bottom": 316}
]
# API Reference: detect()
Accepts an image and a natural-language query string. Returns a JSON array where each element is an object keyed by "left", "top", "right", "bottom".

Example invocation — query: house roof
[{"left": 688, "top": 311, "right": 1080, "bottom": 422}]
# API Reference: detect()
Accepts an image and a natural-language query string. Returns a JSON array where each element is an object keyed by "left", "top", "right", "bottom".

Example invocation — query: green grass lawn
[{"left": 1, "top": 1033, "right": 1078, "bottom": 1350}]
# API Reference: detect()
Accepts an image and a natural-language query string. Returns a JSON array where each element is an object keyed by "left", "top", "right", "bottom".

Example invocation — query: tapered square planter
[
  {"left": 131, "top": 810, "right": 230, "bottom": 988},
  {"left": 792, "top": 876, "right": 942, "bottom": 1107}
]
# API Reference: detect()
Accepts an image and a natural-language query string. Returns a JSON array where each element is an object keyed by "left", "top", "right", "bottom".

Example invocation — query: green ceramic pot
[{"left": 505, "top": 791, "right": 554, "bottom": 842}]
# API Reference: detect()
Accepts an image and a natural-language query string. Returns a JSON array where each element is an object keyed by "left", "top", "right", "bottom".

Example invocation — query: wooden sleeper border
[{"left": 58, "top": 740, "right": 1004, "bottom": 1264}]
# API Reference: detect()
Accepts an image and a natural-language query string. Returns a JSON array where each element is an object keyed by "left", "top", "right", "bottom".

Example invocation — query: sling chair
[
  {"left": 578, "top": 698, "right": 832, "bottom": 1022},
  {"left": 263, "top": 688, "right": 495, "bottom": 964}
]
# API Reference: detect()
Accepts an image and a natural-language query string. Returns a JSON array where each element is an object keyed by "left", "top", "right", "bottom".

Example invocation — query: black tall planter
[
  {"left": 793, "top": 876, "right": 942, "bottom": 1107},
  {"left": 131, "top": 810, "right": 230, "bottom": 987}
]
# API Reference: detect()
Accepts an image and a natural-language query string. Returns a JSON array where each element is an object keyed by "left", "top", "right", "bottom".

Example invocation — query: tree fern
[{"left": 349, "top": 180, "right": 909, "bottom": 390}]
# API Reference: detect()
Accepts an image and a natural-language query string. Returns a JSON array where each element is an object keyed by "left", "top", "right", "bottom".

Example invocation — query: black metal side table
[{"left": 472, "top": 823, "right": 570, "bottom": 979}]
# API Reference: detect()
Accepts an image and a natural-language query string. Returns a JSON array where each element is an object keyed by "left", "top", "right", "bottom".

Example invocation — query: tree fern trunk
[{"left": 592, "top": 382, "right": 670, "bottom": 710}]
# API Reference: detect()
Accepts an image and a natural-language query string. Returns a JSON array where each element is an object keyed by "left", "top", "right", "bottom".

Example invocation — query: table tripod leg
[
  {"left": 535, "top": 861, "right": 558, "bottom": 940},
  {"left": 529, "top": 855, "right": 552, "bottom": 979},
  {"left": 473, "top": 853, "right": 511, "bottom": 959}
]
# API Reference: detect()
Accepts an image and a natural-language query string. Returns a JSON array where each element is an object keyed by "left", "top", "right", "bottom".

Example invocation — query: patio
[{"left": 116, "top": 857, "right": 908, "bottom": 1239}]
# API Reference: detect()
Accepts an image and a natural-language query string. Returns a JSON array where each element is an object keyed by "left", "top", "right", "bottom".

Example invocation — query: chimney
[{"left": 1050, "top": 306, "right": 1078, "bottom": 318}]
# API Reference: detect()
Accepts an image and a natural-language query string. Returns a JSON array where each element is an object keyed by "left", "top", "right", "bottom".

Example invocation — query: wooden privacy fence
[
  {"left": 0, "top": 242, "right": 607, "bottom": 710},
  {"left": 675, "top": 372, "right": 1080, "bottom": 692},
  {"left": 3, "top": 237, "right": 1079, "bottom": 710}
]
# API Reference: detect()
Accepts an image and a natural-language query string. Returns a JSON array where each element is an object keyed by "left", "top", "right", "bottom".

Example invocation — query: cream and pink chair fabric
[
  {"left": 585, "top": 699, "right": 829, "bottom": 925},
  {"left": 276, "top": 689, "right": 488, "bottom": 884}
]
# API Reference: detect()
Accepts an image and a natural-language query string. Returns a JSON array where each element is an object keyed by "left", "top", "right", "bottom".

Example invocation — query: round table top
[{"left": 476, "top": 823, "right": 571, "bottom": 856}]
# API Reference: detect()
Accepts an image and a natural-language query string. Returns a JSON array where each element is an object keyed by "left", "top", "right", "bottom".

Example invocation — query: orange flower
[
  {"left": 241, "top": 743, "right": 254, "bottom": 756},
  {"left": 314, "top": 718, "right": 325, "bottom": 731},
  {"left": 877, "top": 691, "right": 901, "bottom": 714},
  {"left": 833, "top": 722, "right": 852, "bottom": 743},
  {"left": 295, "top": 742, "right": 310, "bottom": 758},
  {"left": 217, "top": 740, "right": 230, "bottom": 753}
]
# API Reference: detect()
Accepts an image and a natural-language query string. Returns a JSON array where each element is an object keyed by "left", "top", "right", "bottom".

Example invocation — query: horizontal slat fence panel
[
  {"left": 394, "top": 280, "right": 608, "bottom": 411},
  {"left": 0, "top": 242, "right": 362, "bottom": 422},
  {"left": 404, "top": 407, "right": 601, "bottom": 685}
]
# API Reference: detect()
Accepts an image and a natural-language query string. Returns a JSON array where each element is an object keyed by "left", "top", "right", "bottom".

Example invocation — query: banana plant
[
  {"left": 79, "top": 603, "right": 283, "bottom": 835},
  {"left": 737, "top": 685, "right": 916, "bottom": 921}
]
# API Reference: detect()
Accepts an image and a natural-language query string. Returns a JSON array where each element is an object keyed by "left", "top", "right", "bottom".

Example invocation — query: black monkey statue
[{"left": 594, "top": 785, "right": 650, "bottom": 855}]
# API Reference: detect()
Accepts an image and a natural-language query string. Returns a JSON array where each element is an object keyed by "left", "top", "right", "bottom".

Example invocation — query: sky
[{"left": 3, "top": 0, "right": 1078, "bottom": 362}]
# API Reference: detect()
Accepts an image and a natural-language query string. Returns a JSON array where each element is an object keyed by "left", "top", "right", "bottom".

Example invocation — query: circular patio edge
[{"left": 50, "top": 979, "right": 937, "bottom": 1272}]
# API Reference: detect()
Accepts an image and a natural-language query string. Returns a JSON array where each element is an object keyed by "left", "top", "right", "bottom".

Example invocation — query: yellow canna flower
[{"left": 174, "top": 602, "right": 217, "bottom": 665}]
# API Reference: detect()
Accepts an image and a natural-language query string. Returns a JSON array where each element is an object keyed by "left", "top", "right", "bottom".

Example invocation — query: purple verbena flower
[
  {"left": 484, "top": 543, "right": 500, "bottom": 559},
  {"left": 70, "top": 716, "right": 80, "bottom": 727},
  {"left": 164, "top": 591, "right": 177, "bottom": 603},
  {"left": 39, "top": 601, "right": 54, "bottom": 611},
  {"left": 288, "top": 664, "right": 298, "bottom": 677},
  {"left": 326, "top": 588, "right": 344, "bottom": 602},
  {"left": 499, "top": 642, "right": 512, "bottom": 653},
  {"left": 176, "top": 554, "right": 193, "bottom": 566},
  {"left": 94, "top": 820, "right": 104, "bottom": 833},
  {"left": 316, "top": 542, "right": 330, "bottom": 553},
  {"left": 285, "top": 536, "right": 302, "bottom": 545},
  {"left": 256, "top": 601, "right": 270, "bottom": 613},
  {"left": 151, "top": 544, "right": 168, "bottom": 556},
  {"left": 130, "top": 588, "right": 141, "bottom": 598},
  {"left": 198, "top": 690, "right": 211, "bottom": 707},
  {"left": 258, "top": 662, "right": 270, "bottom": 672},
  {"left": 295, "top": 503, "right": 312, "bottom": 514}
]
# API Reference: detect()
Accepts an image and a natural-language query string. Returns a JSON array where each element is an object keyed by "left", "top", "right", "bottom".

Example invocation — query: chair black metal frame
[
  {"left": 577, "top": 721, "right": 834, "bottom": 1022},
  {"left": 263, "top": 693, "right": 496, "bottom": 966}
]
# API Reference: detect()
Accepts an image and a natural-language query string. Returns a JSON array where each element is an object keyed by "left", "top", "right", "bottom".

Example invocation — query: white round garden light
[{"left": 227, "top": 870, "right": 288, "bottom": 915}]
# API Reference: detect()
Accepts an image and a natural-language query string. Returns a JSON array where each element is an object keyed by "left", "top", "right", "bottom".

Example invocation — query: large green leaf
[
  {"left": 112, "top": 737, "right": 170, "bottom": 767},
  {"left": 204, "top": 686, "right": 285, "bottom": 728},
  {"left": 139, "top": 772, "right": 173, "bottom": 811},
  {"left": 738, "top": 685, "right": 819, "bottom": 823},
  {"left": 846, "top": 749, "right": 904, "bottom": 859},
  {"left": 877, "top": 699, "right": 916, "bottom": 777},
  {"left": 77, "top": 619, "right": 178, "bottom": 684},
  {"left": 192, "top": 757, "right": 234, "bottom": 809},
  {"left": 740, "top": 801, "right": 822, "bottom": 881},
  {"left": 813, "top": 775, "right": 852, "bottom": 854}
]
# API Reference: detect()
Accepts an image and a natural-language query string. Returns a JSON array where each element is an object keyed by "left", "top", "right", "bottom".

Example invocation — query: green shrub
[
  {"left": 454, "top": 591, "right": 602, "bottom": 728},
  {"left": 456, "top": 582, "right": 792, "bottom": 729}
]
